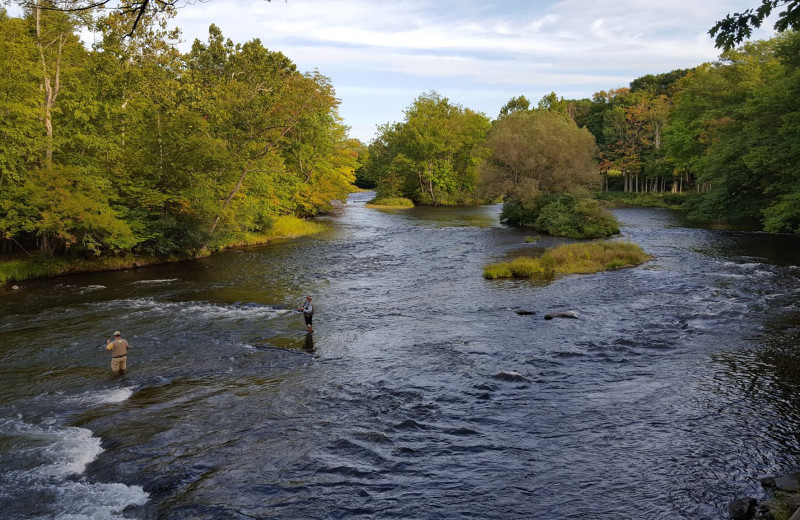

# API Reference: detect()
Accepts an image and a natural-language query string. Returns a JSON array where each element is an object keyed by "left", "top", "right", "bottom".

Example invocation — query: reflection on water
[{"left": 1, "top": 195, "right": 800, "bottom": 519}]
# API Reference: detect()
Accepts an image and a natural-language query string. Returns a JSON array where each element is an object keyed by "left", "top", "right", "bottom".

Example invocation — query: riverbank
[
  {"left": 0, "top": 215, "right": 326, "bottom": 285},
  {"left": 596, "top": 190, "right": 688, "bottom": 209}
]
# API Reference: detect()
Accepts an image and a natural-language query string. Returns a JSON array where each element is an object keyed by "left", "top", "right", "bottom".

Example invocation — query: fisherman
[
  {"left": 106, "top": 331, "right": 131, "bottom": 374},
  {"left": 297, "top": 296, "right": 315, "bottom": 333}
]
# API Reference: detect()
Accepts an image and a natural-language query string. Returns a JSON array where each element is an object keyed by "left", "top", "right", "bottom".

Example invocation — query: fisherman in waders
[
  {"left": 106, "top": 331, "right": 131, "bottom": 374},
  {"left": 297, "top": 296, "right": 315, "bottom": 333}
]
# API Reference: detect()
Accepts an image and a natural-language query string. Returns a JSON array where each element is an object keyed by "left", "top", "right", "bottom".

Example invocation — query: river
[{"left": 2, "top": 191, "right": 800, "bottom": 519}]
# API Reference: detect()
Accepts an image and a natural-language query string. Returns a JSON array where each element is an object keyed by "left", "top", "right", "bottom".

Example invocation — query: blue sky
[{"left": 19, "top": 0, "right": 780, "bottom": 142}]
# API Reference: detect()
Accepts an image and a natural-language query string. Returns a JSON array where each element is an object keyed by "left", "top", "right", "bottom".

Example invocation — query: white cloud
[{"left": 166, "top": 0, "right": 778, "bottom": 141}]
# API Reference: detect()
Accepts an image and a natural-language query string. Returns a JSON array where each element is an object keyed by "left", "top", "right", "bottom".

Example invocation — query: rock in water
[
  {"left": 544, "top": 311, "right": 578, "bottom": 320},
  {"left": 515, "top": 310, "right": 535, "bottom": 315},
  {"left": 728, "top": 497, "right": 756, "bottom": 520},
  {"left": 492, "top": 371, "right": 530, "bottom": 383}
]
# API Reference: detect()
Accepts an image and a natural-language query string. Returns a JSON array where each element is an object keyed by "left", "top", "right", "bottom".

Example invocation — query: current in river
[{"left": 2, "top": 191, "right": 800, "bottom": 519}]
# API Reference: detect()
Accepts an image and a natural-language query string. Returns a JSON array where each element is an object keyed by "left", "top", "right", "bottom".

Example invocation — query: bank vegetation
[{"left": 483, "top": 241, "right": 651, "bottom": 281}]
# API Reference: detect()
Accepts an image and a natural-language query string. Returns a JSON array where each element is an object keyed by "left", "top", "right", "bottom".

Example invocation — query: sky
[{"left": 17, "top": 0, "right": 780, "bottom": 143}]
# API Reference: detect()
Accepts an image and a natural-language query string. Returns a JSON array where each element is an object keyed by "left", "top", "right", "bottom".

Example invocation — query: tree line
[
  {"left": 361, "top": 30, "right": 800, "bottom": 235},
  {"left": 0, "top": 3, "right": 358, "bottom": 259}
]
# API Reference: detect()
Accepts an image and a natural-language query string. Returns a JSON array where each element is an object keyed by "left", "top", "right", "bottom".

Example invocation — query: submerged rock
[
  {"left": 492, "top": 371, "right": 530, "bottom": 383},
  {"left": 544, "top": 311, "right": 578, "bottom": 320},
  {"left": 514, "top": 309, "right": 535, "bottom": 315}
]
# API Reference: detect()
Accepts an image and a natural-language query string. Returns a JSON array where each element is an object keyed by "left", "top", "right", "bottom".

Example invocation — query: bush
[{"left": 502, "top": 192, "right": 620, "bottom": 239}]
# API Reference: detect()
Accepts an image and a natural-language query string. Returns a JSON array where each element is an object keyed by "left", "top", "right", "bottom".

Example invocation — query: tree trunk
[{"left": 35, "top": 1, "right": 63, "bottom": 166}]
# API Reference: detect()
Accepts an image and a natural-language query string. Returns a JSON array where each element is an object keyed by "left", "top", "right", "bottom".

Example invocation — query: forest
[
  {"left": 362, "top": 30, "right": 800, "bottom": 235},
  {"left": 2, "top": 1, "right": 800, "bottom": 278},
  {"left": 0, "top": 4, "right": 358, "bottom": 262}
]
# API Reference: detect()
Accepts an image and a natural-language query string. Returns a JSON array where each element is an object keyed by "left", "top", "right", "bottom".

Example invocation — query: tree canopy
[
  {"left": 0, "top": 7, "right": 357, "bottom": 257},
  {"left": 362, "top": 92, "right": 491, "bottom": 205}
]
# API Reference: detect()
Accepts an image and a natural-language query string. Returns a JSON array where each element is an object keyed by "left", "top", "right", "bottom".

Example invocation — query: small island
[
  {"left": 483, "top": 240, "right": 650, "bottom": 280},
  {"left": 365, "top": 196, "right": 415, "bottom": 209}
]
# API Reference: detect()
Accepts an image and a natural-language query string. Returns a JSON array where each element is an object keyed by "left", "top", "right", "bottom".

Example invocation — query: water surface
[{"left": 2, "top": 192, "right": 800, "bottom": 519}]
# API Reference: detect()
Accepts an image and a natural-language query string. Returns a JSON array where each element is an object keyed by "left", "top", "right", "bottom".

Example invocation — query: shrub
[{"left": 507, "top": 192, "right": 620, "bottom": 239}]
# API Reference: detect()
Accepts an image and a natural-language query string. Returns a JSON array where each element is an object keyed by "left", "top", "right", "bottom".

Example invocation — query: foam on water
[
  {"left": 1, "top": 418, "right": 148, "bottom": 518},
  {"left": 64, "top": 387, "right": 135, "bottom": 407},
  {"left": 130, "top": 278, "right": 179, "bottom": 285},
  {"left": 78, "top": 285, "right": 106, "bottom": 294},
  {"left": 111, "top": 297, "right": 291, "bottom": 322},
  {"left": 49, "top": 480, "right": 148, "bottom": 520}
]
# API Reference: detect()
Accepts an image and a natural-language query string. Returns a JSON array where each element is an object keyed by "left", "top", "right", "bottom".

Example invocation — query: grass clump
[
  {"left": 524, "top": 235, "right": 541, "bottom": 243},
  {"left": 366, "top": 196, "right": 415, "bottom": 209},
  {"left": 483, "top": 240, "right": 650, "bottom": 280}
]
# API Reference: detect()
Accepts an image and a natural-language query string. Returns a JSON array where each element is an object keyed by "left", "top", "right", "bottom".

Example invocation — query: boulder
[
  {"left": 775, "top": 475, "right": 800, "bottom": 493},
  {"left": 729, "top": 497, "right": 756, "bottom": 520}
]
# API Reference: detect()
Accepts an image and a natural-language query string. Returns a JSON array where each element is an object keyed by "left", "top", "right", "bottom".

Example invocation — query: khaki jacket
[{"left": 107, "top": 338, "right": 129, "bottom": 358}]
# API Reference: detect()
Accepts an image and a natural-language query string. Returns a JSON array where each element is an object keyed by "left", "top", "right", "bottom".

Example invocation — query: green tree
[
  {"left": 664, "top": 38, "right": 787, "bottom": 225},
  {"left": 498, "top": 95, "right": 530, "bottom": 117},
  {"left": 0, "top": 10, "right": 39, "bottom": 188},
  {"left": 478, "top": 110, "right": 598, "bottom": 206},
  {"left": 365, "top": 92, "right": 491, "bottom": 205}
]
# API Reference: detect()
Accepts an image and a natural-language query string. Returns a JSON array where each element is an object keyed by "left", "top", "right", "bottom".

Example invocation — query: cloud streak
[{"left": 170, "top": 0, "right": 778, "bottom": 140}]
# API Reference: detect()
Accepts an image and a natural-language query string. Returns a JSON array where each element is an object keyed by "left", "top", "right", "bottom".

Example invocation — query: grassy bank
[
  {"left": 366, "top": 196, "right": 415, "bottom": 209},
  {"left": 483, "top": 240, "right": 650, "bottom": 280},
  {"left": 596, "top": 191, "right": 688, "bottom": 209},
  {"left": 0, "top": 216, "right": 326, "bottom": 285}
]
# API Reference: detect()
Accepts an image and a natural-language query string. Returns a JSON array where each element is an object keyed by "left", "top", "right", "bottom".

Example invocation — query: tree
[
  {"left": 364, "top": 92, "right": 491, "bottom": 205},
  {"left": 710, "top": 0, "right": 800, "bottom": 50},
  {"left": 478, "top": 110, "right": 598, "bottom": 205},
  {"left": 498, "top": 95, "right": 530, "bottom": 117},
  {"left": 664, "top": 38, "right": 787, "bottom": 225},
  {"left": 0, "top": 9, "right": 39, "bottom": 188}
]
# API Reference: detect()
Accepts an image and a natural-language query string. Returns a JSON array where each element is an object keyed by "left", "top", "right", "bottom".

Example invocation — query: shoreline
[{"left": 1, "top": 216, "right": 327, "bottom": 286}]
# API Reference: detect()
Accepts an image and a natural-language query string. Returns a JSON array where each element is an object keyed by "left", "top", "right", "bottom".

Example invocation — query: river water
[{"left": 2, "top": 191, "right": 800, "bottom": 519}]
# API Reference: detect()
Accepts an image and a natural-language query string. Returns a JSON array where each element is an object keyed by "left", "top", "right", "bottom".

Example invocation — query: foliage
[
  {"left": 596, "top": 191, "right": 688, "bottom": 208},
  {"left": 664, "top": 33, "right": 800, "bottom": 231},
  {"left": 483, "top": 240, "right": 650, "bottom": 280},
  {"left": 0, "top": 10, "right": 355, "bottom": 263},
  {"left": 362, "top": 91, "right": 492, "bottom": 205},
  {"left": 710, "top": 0, "right": 800, "bottom": 49},
  {"left": 478, "top": 110, "right": 599, "bottom": 207},
  {"left": 501, "top": 192, "right": 619, "bottom": 239}
]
